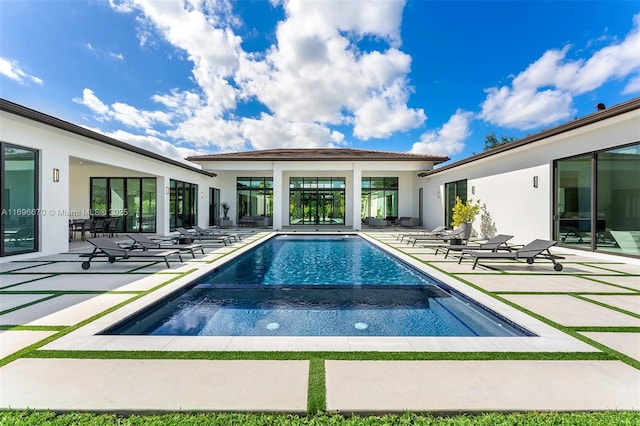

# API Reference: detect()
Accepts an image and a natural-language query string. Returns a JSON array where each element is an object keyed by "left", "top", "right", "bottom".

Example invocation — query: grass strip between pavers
[
  {"left": 0, "top": 270, "right": 197, "bottom": 368},
  {"left": 0, "top": 232, "right": 273, "bottom": 367},
  {"left": 367, "top": 234, "right": 640, "bottom": 372},
  {"left": 3, "top": 233, "right": 639, "bottom": 418},
  {"left": 307, "top": 358, "right": 326, "bottom": 413},
  {"left": 26, "top": 350, "right": 614, "bottom": 361}
]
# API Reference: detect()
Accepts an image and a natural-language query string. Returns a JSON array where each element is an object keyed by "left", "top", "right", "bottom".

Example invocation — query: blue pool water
[{"left": 104, "top": 235, "right": 531, "bottom": 337}]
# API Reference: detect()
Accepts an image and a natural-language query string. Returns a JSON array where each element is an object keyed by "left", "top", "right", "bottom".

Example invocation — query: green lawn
[{"left": 2, "top": 411, "right": 639, "bottom": 426}]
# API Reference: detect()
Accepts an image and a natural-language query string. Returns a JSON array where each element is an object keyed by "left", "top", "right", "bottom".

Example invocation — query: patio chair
[
  {"left": 175, "top": 227, "right": 230, "bottom": 245},
  {"left": 91, "top": 218, "right": 108, "bottom": 238},
  {"left": 106, "top": 218, "right": 119, "bottom": 238},
  {"left": 127, "top": 234, "right": 205, "bottom": 259},
  {"left": 77, "top": 219, "right": 94, "bottom": 241},
  {"left": 397, "top": 225, "right": 446, "bottom": 242},
  {"left": 408, "top": 227, "right": 465, "bottom": 247},
  {"left": 80, "top": 237, "right": 182, "bottom": 270},
  {"left": 193, "top": 225, "right": 240, "bottom": 242},
  {"left": 435, "top": 234, "right": 514, "bottom": 259},
  {"left": 466, "top": 239, "right": 565, "bottom": 271}
]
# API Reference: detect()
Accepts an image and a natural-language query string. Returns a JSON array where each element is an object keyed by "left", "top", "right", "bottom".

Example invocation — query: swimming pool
[{"left": 103, "top": 235, "right": 531, "bottom": 337}]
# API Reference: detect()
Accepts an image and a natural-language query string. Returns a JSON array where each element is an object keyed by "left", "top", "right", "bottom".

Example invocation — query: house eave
[
  {"left": 419, "top": 97, "right": 640, "bottom": 177},
  {"left": 0, "top": 98, "right": 216, "bottom": 177}
]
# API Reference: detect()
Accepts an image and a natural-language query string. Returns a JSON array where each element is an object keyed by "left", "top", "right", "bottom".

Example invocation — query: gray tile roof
[{"left": 187, "top": 148, "right": 449, "bottom": 163}]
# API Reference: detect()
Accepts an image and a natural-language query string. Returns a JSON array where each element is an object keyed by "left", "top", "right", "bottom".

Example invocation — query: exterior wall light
[
  {"left": 471, "top": 185, "right": 475, "bottom": 195},
  {"left": 436, "top": 191, "right": 441, "bottom": 199},
  {"left": 53, "top": 168, "right": 60, "bottom": 182},
  {"left": 165, "top": 186, "right": 170, "bottom": 195},
  {"left": 533, "top": 176, "right": 539, "bottom": 188}
]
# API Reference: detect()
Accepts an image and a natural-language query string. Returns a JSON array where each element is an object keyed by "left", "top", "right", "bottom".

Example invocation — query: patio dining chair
[{"left": 77, "top": 219, "right": 94, "bottom": 241}]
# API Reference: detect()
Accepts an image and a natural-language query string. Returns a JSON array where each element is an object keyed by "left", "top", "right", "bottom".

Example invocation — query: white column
[
  {"left": 272, "top": 163, "right": 283, "bottom": 230},
  {"left": 352, "top": 164, "right": 362, "bottom": 230}
]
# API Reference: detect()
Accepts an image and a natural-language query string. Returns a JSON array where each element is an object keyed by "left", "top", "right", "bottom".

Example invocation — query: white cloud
[
  {"left": 242, "top": 113, "right": 345, "bottom": 150},
  {"left": 106, "top": 129, "right": 206, "bottom": 164},
  {"left": 0, "top": 57, "right": 43, "bottom": 85},
  {"left": 167, "top": 106, "right": 246, "bottom": 150},
  {"left": 480, "top": 13, "right": 640, "bottom": 130},
  {"left": 74, "top": 88, "right": 110, "bottom": 116},
  {"left": 410, "top": 110, "right": 473, "bottom": 156},
  {"left": 623, "top": 74, "right": 640, "bottom": 94},
  {"left": 103, "top": 0, "right": 421, "bottom": 152},
  {"left": 73, "top": 88, "right": 172, "bottom": 129},
  {"left": 85, "top": 42, "right": 124, "bottom": 61},
  {"left": 238, "top": 0, "right": 423, "bottom": 139}
]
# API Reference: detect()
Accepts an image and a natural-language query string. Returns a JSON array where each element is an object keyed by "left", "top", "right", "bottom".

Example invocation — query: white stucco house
[{"left": 1, "top": 96, "right": 638, "bottom": 262}]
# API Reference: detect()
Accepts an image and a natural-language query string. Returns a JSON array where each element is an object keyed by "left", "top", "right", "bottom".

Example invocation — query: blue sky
[{"left": 1, "top": 0, "right": 639, "bottom": 164}]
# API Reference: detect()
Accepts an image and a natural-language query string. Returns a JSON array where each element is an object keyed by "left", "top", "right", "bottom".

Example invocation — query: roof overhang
[
  {"left": 419, "top": 97, "right": 640, "bottom": 177},
  {"left": 0, "top": 98, "right": 216, "bottom": 177}
]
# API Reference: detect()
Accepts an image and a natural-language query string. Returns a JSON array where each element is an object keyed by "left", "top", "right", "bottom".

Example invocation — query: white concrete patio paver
[
  {"left": 1, "top": 232, "right": 639, "bottom": 413},
  {"left": 0, "top": 358, "right": 309, "bottom": 412},
  {"left": 501, "top": 294, "right": 640, "bottom": 327},
  {"left": 0, "top": 293, "right": 134, "bottom": 326},
  {"left": 580, "top": 332, "right": 640, "bottom": 362},
  {"left": 0, "top": 261, "right": 51, "bottom": 272},
  {"left": 462, "top": 274, "right": 636, "bottom": 293},
  {"left": 580, "top": 295, "right": 640, "bottom": 314},
  {"left": 587, "top": 275, "right": 640, "bottom": 291},
  {"left": 0, "top": 274, "right": 54, "bottom": 288},
  {"left": 6, "top": 273, "right": 159, "bottom": 292},
  {"left": 325, "top": 360, "right": 640, "bottom": 413},
  {"left": 0, "top": 293, "right": 54, "bottom": 311},
  {"left": 0, "top": 331, "right": 57, "bottom": 358}
]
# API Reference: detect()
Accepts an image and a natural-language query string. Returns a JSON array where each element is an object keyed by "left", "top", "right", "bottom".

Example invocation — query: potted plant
[
  {"left": 451, "top": 196, "right": 481, "bottom": 242},
  {"left": 221, "top": 202, "right": 230, "bottom": 220}
]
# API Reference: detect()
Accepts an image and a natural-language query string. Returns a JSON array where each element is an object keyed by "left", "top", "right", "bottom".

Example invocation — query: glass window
[
  {"left": 90, "top": 177, "right": 156, "bottom": 233},
  {"left": 91, "top": 178, "right": 108, "bottom": 217},
  {"left": 385, "top": 177, "right": 398, "bottom": 189},
  {"left": 169, "top": 179, "right": 196, "bottom": 231},
  {"left": 141, "top": 178, "right": 156, "bottom": 232},
  {"left": 554, "top": 142, "right": 640, "bottom": 258},
  {"left": 555, "top": 155, "right": 592, "bottom": 248},
  {"left": 444, "top": 179, "right": 467, "bottom": 228},
  {"left": 596, "top": 144, "right": 640, "bottom": 256},
  {"left": 126, "top": 179, "right": 140, "bottom": 232},
  {"left": 236, "top": 177, "right": 273, "bottom": 221},
  {"left": 361, "top": 177, "right": 399, "bottom": 221},
  {"left": 237, "top": 178, "right": 251, "bottom": 189},
  {"left": 289, "top": 177, "right": 345, "bottom": 225},
  {"left": 1, "top": 144, "right": 38, "bottom": 256}
]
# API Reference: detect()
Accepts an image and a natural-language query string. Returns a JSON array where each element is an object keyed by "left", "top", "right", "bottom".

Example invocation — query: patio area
[{"left": 1, "top": 229, "right": 638, "bottom": 414}]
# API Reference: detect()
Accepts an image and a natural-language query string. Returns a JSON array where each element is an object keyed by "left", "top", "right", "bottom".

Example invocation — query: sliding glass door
[
  {"left": 90, "top": 177, "right": 156, "bottom": 233},
  {"left": 1, "top": 143, "right": 38, "bottom": 256},
  {"left": 554, "top": 142, "right": 640, "bottom": 257},
  {"left": 289, "top": 177, "right": 345, "bottom": 225},
  {"left": 444, "top": 179, "right": 467, "bottom": 228}
]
